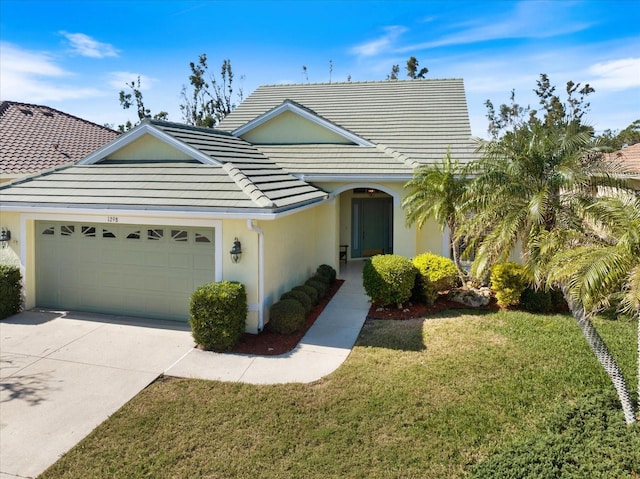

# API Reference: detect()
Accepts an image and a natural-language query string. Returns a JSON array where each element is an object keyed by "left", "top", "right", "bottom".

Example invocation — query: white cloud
[
  {"left": 587, "top": 58, "right": 640, "bottom": 91},
  {"left": 60, "top": 31, "right": 119, "bottom": 58},
  {"left": 0, "top": 42, "right": 104, "bottom": 102},
  {"left": 350, "top": 26, "right": 408, "bottom": 57}
]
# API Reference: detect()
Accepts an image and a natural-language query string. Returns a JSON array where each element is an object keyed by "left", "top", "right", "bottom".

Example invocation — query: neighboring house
[
  {"left": 0, "top": 101, "right": 119, "bottom": 183},
  {"left": 0, "top": 79, "right": 479, "bottom": 332},
  {"left": 608, "top": 142, "right": 640, "bottom": 191}
]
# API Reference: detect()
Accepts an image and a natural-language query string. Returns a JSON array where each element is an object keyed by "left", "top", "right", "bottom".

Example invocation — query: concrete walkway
[
  {"left": 165, "top": 260, "right": 369, "bottom": 383},
  {"left": 0, "top": 261, "right": 368, "bottom": 478}
]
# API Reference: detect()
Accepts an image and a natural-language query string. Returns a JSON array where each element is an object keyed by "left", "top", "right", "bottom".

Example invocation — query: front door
[{"left": 351, "top": 197, "right": 393, "bottom": 258}]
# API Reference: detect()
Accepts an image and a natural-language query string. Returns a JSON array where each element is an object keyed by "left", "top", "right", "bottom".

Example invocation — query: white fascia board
[
  {"left": 295, "top": 174, "right": 413, "bottom": 182},
  {"left": 232, "top": 102, "right": 375, "bottom": 147},
  {"left": 0, "top": 198, "right": 328, "bottom": 221},
  {"left": 77, "top": 123, "right": 221, "bottom": 166}
]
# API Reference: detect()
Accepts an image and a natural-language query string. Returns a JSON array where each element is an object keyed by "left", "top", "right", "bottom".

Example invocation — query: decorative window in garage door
[{"left": 195, "top": 231, "right": 212, "bottom": 243}]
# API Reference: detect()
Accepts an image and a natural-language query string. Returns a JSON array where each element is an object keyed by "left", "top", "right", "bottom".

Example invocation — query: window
[
  {"left": 42, "top": 226, "right": 55, "bottom": 235},
  {"left": 171, "top": 230, "right": 188, "bottom": 242},
  {"left": 126, "top": 230, "right": 141, "bottom": 240},
  {"left": 61, "top": 225, "right": 75, "bottom": 236},
  {"left": 102, "top": 229, "right": 116, "bottom": 239},
  {"left": 82, "top": 226, "right": 96, "bottom": 237},
  {"left": 147, "top": 229, "right": 163, "bottom": 241},
  {"left": 195, "top": 232, "right": 212, "bottom": 243}
]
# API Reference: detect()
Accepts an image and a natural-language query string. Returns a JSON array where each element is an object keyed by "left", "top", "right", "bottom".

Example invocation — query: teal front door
[{"left": 351, "top": 197, "right": 393, "bottom": 258}]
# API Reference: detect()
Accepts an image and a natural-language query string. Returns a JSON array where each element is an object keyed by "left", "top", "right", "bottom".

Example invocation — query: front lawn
[{"left": 41, "top": 310, "right": 638, "bottom": 478}]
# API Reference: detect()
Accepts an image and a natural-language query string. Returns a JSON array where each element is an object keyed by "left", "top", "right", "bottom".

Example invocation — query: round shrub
[
  {"left": 269, "top": 299, "right": 306, "bottom": 334},
  {"left": 305, "top": 278, "right": 328, "bottom": 298},
  {"left": 0, "top": 265, "right": 22, "bottom": 320},
  {"left": 293, "top": 285, "right": 318, "bottom": 305},
  {"left": 490, "top": 262, "right": 527, "bottom": 308},
  {"left": 189, "top": 281, "right": 247, "bottom": 351},
  {"left": 362, "top": 254, "right": 417, "bottom": 307},
  {"left": 317, "top": 264, "right": 337, "bottom": 284},
  {"left": 520, "top": 286, "right": 553, "bottom": 313},
  {"left": 412, "top": 253, "right": 458, "bottom": 305},
  {"left": 281, "top": 290, "right": 312, "bottom": 313}
]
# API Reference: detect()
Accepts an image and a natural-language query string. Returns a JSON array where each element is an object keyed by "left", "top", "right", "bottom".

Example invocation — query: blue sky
[{"left": 1, "top": 0, "right": 639, "bottom": 138}]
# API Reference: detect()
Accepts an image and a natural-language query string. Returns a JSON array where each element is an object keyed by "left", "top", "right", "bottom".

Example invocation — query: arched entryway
[{"left": 337, "top": 187, "right": 396, "bottom": 259}]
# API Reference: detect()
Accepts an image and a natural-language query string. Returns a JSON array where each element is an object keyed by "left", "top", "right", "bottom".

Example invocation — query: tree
[
  {"left": 599, "top": 119, "right": 640, "bottom": 150},
  {"left": 462, "top": 74, "right": 638, "bottom": 423},
  {"left": 118, "top": 76, "right": 168, "bottom": 131},
  {"left": 402, "top": 150, "right": 470, "bottom": 282},
  {"left": 387, "top": 64, "right": 400, "bottom": 81},
  {"left": 180, "top": 55, "right": 243, "bottom": 128},
  {"left": 406, "top": 56, "right": 428, "bottom": 79}
]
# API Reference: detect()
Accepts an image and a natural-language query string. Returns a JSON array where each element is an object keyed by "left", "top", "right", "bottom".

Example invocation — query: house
[
  {"left": 0, "top": 79, "right": 479, "bottom": 333},
  {"left": 608, "top": 142, "right": 640, "bottom": 191},
  {"left": 0, "top": 101, "right": 119, "bottom": 184}
]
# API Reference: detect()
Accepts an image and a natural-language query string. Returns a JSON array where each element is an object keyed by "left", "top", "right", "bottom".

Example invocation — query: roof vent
[
  {"left": 42, "top": 111, "right": 54, "bottom": 117},
  {"left": 19, "top": 108, "right": 33, "bottom": 115}
]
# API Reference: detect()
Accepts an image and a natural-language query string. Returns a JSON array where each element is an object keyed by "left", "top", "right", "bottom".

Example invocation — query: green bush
[
  {"left": 281, "top": 290, "right": 312, "bottom": 313},
  {"left": 269, "top": 299, "right": 306, "bottom": 334},
  {"left": 293, "top": 285, "right": 318, "bottom": 305},
  {"left": 412, "top": 253, "right": 458, "bottom": 305},
  {"left": 520, "top": 286, "right": 553, "bottom": 313},
  {"left": 490, "top": 262, "right": 527, "bottom": 308},
  {"left": 305, "top": 278, "right": 328, "bottom": 298},
  {"left": 0, "top": 265, "right": 22, "bottom": 320},
  {"left": 317, "top": 264, "right": 337, "bottom": 284},
  {"left": 470, "top": 390, "right": 640, "bottom": 478},
  {"left": 362, "top": 254, "right": 417, "bottom": 307},
  {"left": 189, "top": 281, "right": 247, "bottom": 351}
]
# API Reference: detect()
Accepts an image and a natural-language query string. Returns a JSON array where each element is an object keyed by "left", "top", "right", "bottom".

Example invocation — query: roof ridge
[
  {"left": 222, "top": 162, "right": 275, "bottom": 208},
  {"left": 256, "top": 78, "right": 464, "bottom": 89},
  {"left": 0, "top": 100, "right": 118, "bottom": 133},
  {"left": 374, "top": 143, "right": 420, "bottom": 169},
  {"left": 146, "top": 119, "right": 235, "bottom": 136}
]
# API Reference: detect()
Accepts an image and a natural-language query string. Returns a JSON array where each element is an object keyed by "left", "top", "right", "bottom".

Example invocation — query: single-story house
[
  {"left": 608, "top": 142, "right": 640, "bottom": 190},
  {"left": 0, "top": 101, "right": 119, "bottom": 184},
  {"left": 0, "top": 79, "right": 479, "bottom": 333}
]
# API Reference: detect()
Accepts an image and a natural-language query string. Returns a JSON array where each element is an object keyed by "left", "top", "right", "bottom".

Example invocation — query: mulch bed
[
  {"left": 366, "top": 294, "right": 499, "bottom": 320},
  {"left": 230, "top": 280, "right": 345, "bottom": 356}
]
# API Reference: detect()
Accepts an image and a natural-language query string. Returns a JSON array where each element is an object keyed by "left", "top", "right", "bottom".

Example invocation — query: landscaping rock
[{"left": 447, "top": 287, "right": 492, "bottom": 307}]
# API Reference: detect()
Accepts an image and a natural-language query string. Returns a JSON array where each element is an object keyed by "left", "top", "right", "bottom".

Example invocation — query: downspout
[{"left": 247, "top": 219, "right": 265, "bottom": 332}]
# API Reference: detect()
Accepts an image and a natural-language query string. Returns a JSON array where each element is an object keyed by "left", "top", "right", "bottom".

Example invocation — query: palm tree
[
  {"left": 541, "top": 194, "right": 640, "bottom": 423},
  {"left": 403, "top": 150, "right": 470, "bottom": 282},
  {"left": 461, "top": 119, "right": 638, "bottom": 423}
]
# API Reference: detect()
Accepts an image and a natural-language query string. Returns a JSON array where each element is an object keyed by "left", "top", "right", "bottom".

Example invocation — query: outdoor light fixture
[
  {"left": 230, "top": 237, "right": 242, "bottom": 263},
  {"left": 0, "top": 228, "right": 10, "bottom": 248}
]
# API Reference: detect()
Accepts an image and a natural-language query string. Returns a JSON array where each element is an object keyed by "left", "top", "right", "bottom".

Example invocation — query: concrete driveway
[{"left": 0, "top": 310, "right": 194, "bottom": 479}]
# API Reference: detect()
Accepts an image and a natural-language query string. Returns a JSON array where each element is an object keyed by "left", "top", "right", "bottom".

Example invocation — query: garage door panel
[{"left": 36, "top": 221, "right": 217, "bottom": 322}]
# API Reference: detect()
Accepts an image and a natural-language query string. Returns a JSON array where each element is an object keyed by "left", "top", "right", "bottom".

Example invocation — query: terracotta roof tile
[
  {"left": 0, "top": 101, "right": 119, "bottom": 176},
  {"left": 608, "top": 143, "right": 640, "bottom": 175}
]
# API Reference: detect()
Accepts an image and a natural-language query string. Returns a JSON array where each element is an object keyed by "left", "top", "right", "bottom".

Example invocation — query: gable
[
  {"left": 239, "top": 110, "right": 356, "bottom": 145},
  {"left": 102, "top": 134, "right": 193, "bottom": 162}
]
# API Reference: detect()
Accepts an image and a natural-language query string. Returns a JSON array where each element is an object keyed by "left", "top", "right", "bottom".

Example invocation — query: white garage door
[{"left": 35, "top": 221, "right": 217, "bottom": 321}]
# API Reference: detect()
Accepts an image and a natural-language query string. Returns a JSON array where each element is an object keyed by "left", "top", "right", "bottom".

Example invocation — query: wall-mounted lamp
[
  {"left": 0, "top": 228, "right": 10, "bottom": 248},
  {"left": 230, "top": 237, "right": 242, "bottom": 263},
  {"left": 367, "top": 188, "right": 376, "bottom": 197}
]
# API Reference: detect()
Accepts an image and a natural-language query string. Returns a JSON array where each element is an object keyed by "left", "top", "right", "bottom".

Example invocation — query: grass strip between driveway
[{"left": 40, "top": 310, "right": 638, "bottom": 479}]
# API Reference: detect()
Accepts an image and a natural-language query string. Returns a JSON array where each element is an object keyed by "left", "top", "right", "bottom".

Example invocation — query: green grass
[{"left": 41, "top": 310, "right": 638, "bottom": 479}]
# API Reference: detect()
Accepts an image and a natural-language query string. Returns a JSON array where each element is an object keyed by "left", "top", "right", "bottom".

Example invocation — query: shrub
[
  {"left": 305, "top": 278, "right": 328, "bottom": 298},
  {"left": 281, "top": 290, "right": 312, "bottom": 313},
  {"left": 362, "top": 254, "right": 417, "bottom": 307},
  {"left": 269, "top": 299, "right": 306, "bottom": 334},
  {"left": 189, "top": 281, "right": 247, "bottom": 351},
  {"left": 490, "top": 262, "right": 526, "bottom": 308},
  {"left": 470, "top": 390, "right": 640, "bottom": 478},
  {"left": 412, "top": 253, "right": 458, "bottom": 305},
  {"left": 293, "top": 285, "right": 319, "bottom": 305},
  {"left": 520, "top": 286, "right": 553, "bottom": 313},
  {"left": 317, "top": 264, "right": 337, "bottom": 284},
  {"left": 0, "top": 265, "right": 22, "bottom": 320}
]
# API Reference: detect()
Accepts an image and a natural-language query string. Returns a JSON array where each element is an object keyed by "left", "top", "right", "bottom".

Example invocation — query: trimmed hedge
[
  {"left": 281, "top": 290, "right": 312, "bottom": 313},
  {"left": 470, "top": 390, "right": 640, "bottom": 478},
  {"left": 269, "top": 299, "right": 306, "bottom": 334},
  {"left": 305, "top": 278, "right": 328, "bottom": 298},
  {"left": 293, "top": 285, "right": 319, "bottom": 305},
  {"left": 363, "top": 254, "right": 417, "bottom": 307},
  {"left": 0, "top": 265, "right": 22, "bottom": 320},
  {"left": 490, "top": 262, "right": 527, "bottom": 308},
  {"left": 317, "top": 264, "right": 337, "bottom": 284},
  {"left": 189, "top": 281, "right": 247, "bottom": 351},
  {"left": 412, "top": 253, "right": 458, "bottom": 305}
]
